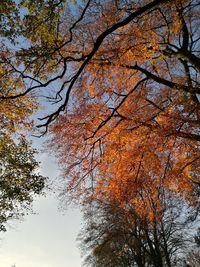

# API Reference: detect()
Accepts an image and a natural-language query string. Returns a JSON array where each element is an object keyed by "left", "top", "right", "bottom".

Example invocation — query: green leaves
[{"left": 0, "top": 136, "right": 46, "bottom": 231}]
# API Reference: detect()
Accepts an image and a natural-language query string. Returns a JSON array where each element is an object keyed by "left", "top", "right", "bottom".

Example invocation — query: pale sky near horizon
[{"left": 0, "top": 142, "right": 83, "bottom": 267}]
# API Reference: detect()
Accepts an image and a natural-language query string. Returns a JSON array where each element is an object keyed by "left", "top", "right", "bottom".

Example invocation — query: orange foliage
[{"left": 45, "top": 0, "right": 199, "bottom": 216}]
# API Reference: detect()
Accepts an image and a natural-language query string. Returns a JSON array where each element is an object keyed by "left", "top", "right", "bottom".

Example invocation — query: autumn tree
[
  {"left": 0, "top": 0, "right": 199, "bottom": 219},
  {"left": 45, "top": 0, "right": 199, "bottom": 208}
]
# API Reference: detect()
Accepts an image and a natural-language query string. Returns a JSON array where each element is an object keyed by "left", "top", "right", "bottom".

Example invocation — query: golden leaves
[
  {"left": 43, "top": 0, "right": 199, "bottom": 221},
  {"left": 0, "top": 62, "right": 37, "bottom": 135}
]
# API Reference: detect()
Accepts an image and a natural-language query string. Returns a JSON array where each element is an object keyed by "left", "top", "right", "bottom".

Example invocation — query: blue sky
[{"left": 0, "top": 146, "right": 83, "bottom": 267}]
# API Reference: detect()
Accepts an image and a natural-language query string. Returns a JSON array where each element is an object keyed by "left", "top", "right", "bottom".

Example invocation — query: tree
[
  {"left": 0, "top": 0, "right": 199, "bottom": 221},
  {"left": 42, "top": 0, "right": 199, "bottom": 209},
  {"left": 79, "top": 186, "right": 197, "bottom": 267},
  {"left": 0, "top": 51, "right": 46, "bottom": 230},
  {"left": 0, "top": 136, "right": 46, "bottom": 231},
  {"left": 0, "top": 1, "right": 49, "bottom": 231}
]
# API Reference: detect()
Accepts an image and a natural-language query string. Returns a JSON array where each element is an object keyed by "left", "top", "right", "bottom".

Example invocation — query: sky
[
  {"left": 0, "top": 2, "right": 85, "bottom": 266},
  {"left": 0, "top": 144, "right": 83, "bottom": 267}
]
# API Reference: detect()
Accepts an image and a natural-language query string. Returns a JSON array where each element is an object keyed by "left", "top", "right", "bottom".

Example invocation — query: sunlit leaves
[
  {"left": 0, "top": 0, "right": 199, "bottom": 223},
  {"left": 46, "top": 0, "right": 200, "bottom": 217}
]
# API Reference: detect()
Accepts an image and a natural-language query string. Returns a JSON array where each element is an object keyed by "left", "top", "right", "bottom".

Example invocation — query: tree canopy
[
  {"left": 0, "top": 0, "right": 47, "bottom": 230},
  {"left": 0, "top": 136, "right": 46, "bottom": 231},
  {"left": 0, "top": 0, "right": 199, "bottom": 257},
  {"left": 79, "top": 187, "right": 197, "bottom": 267},
  {"left": 44, "top": 0, "right": 200, "bottom": 210}
]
